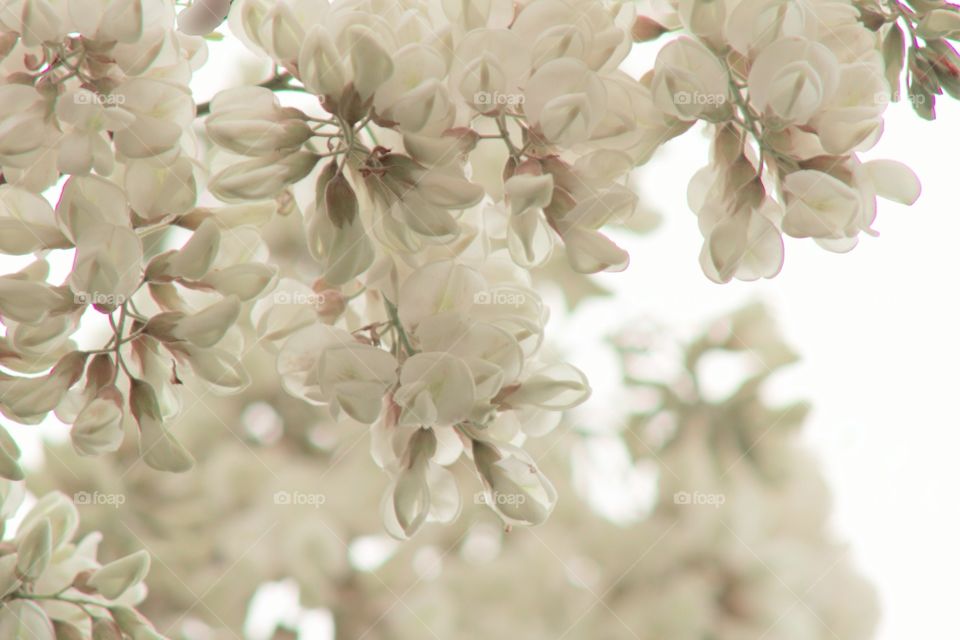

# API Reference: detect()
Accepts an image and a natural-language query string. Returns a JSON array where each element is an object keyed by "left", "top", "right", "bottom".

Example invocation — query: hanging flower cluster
[
  {"left": 0, "top": 0, "right": 289, "bottom": 479},
  {"left": 0, "top": 446, "right": 160, "bottom": 640},
  {"left": 859, "top": 0, "right": 960, "bottom": 120},
  {"left": 647, "top": 0, "right": 927, "bottom": 282},
  {"left": 29, "top": 305, "right": 879, "bottom": 640},
  {"left": 0, "top": 0, "right": 948, "bottom": 542}
]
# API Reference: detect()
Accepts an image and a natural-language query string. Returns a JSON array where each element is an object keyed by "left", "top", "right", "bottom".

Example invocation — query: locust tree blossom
[
  {"left": 28, "top": 305, "right": 879, "bottom": 640},
  {"left": 646, "top": 0, "right": 932, "bottom": 282},
  {"left": 0, "top": 0, "right": 952, "bottom": 565},
  {"left": 0, "top": 439, "right": 161, "bottom": 639}
]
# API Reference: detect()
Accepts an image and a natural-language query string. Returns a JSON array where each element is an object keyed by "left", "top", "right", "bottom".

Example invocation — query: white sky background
[
  {"left": 564, "top": 44, "right": 960, "bottom": 640},
  {"left": 2, "top": 26, "right": 955, "bottom": 640}
]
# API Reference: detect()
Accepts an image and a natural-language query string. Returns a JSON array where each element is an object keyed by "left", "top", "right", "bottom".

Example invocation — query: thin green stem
[
  {"left": 384, "top": 299, "right": 416, "bottom": 357},
  {"left": 17, "top": 592, "right": 109, "bottom": 617}
]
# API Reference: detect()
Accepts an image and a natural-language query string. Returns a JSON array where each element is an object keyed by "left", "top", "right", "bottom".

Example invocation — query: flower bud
[
  {"left": 562, "top": 227, "right": 630, "bottom": 274},
  {"left": 147, "top": 218, "right": 221, "bottom": 282},
  {"left": 205, "top": 87, "right": 312, "bottom": 156},
  {"left": 89, "top": 550, "right": 150, "bottom": 599},
  {"left": 130, "top": 379, "right": 195, "bottom": 473},
  {"left": 345, "top": 25, "right": 394, "bottom": 102},
  {"left": 125, "top": 156, "right": 198, "bottom": 221},
  {"left": 678, "top": 0, "right": 726, "bottom": 41},
  {"left": 748, "top": 37, "right": 839, "bottom": 126},
  {"left": 53, "top": 621, "right": 85, "bottom": 640},
  {"left": 92, "top": 618, "right": 123, "bottom": 640},
  {"left": 147, "top": 296, "right": 240, "bottom": 347},
  {"left": 0, "top": 351, "right": 87, "bottom": 421},
  {"left": 201, "top": 263, "right": 278, "bottom": 301},
  {"left": 505, "top": 174, "right": 554, "bottom": 216},
  {"left": 72, "top": 388, "right": 124, "bottom": 456},
  {"left": 472, "top": 441, "right": 557, "bottom": 526},
  {"left": 496, "top": 363, "right": 591, "bottom": 410},
  {"left": 0, "top": 86, "right": 47, "bottom": 156},
  {"left": 443, "top": 128, "right": 481, "bottom": 158},
  {"left": 395, "top": 353, "right": 476, "bottom": 427},
  {"left": 0, "top": 600, "right": 55, "bottom": 640},
  {"left": 108, "top": 607, "right": 152, "bottom": 637},
  {"left": 391, "top": 429, "right": 437, "bottom": 537},
  {"left": 314, "top": 288, "right": 346, "bottom": 322},
  {"left": 16, "top": 518, "right": 52, "bottom": 581},
  {"left": 782, "top": 170, "right": 861, "bottom": 239},
  {"left": 0, "top": 186, "right": 70, "bottom": 254},
  {"left": 177, "top": 0, "right": 230, "bottom": 35},
  {"left": 631, "top": 15, "right": 667, "bottom": 42},
  {"left": 0, "top": 425, "right": 23, "bottom": 481},
  {"left": 651, "top": 37, "right": 729, "bottom": 121},
  {"left": 305, "top": 197, "right": 374, "bottom": 286},
  {"left": 173, "top": 344, "right": 250, "bottom": 394},
  {"left": 18, "top": 493, "right": 79, "bottom": 551},
  {"left": 0, "top": 553, "right": 20, "bottom": 599},
  {"left": 209, "top": 152, "right": 319, "bottom": 202},
  {"left": 323, "top": 171, "right": 358, "bottom": 229}
]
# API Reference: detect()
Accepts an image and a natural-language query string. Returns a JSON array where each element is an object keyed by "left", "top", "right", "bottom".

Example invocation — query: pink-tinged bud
[
  {"left": 314, "top": 289, "right": 347, "bottom": 321},
  {"left": 442, "top": 127, "right": 481, "bottom": 155},
  {"left": 632, "top": 16, "right": 668, "bottom": 42}
]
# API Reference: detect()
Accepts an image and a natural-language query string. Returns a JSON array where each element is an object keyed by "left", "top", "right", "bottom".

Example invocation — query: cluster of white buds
[
  {"left": 647, "top": 0, "right": 925, "bottom": 282},
  {"left": 0, "top": 443, "right": 160, "bottom": 640},
  {"left": 209, "top": 0, "right": 676, "bottom": 278},
  {"left": 0, "top": 0, "right": 202, "bottom": 189},
  {"left": 270, "top": 256, "right": 590, "bottom": 538},
  {"left": 858, "top": 0, "right": 960, "bottom": 120},
  {"left": 0, "top": 0, "right": 949, "bottom": 545},
  {"left": 0, "top": 0, "right": 281, "bottom": 475},
  {"left": 26, "top": 304, "right": 879, "bottom": 639},
  {"left": 0, "top": 181, "right": 279, "bottom": 472},
  {"left": 200, "top": 0, "right": 685, "bottom": 536}
]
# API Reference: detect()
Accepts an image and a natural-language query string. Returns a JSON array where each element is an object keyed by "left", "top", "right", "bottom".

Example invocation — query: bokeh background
[{"left": 573, "top": 43, "right": 960, "bottom": 640}]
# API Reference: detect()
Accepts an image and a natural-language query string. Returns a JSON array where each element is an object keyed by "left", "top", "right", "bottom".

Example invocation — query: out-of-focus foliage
[{"left": 31, "top": 303, "right": 876, "bottom": 640}]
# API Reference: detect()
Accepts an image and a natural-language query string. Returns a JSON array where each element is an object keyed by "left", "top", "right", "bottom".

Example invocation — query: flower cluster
[
  {"left": 0, "top": 0, "right": 945, "bottom": 543},
  {"left": 859, "top": 0, "right": 960, "bottom": 119},
  {"left": 0, "top": 441, "right": 161, "bottom": 640},
  {"left": 0, "top": 0, "right": 201, "bottom": 188},
  {"left": 0, "top": 0, "right": 290, "bottom": 474},
  {"left": 30, "top": 305, "right": 878, "bottom": 640},
  {"left": 204, "top": 0, "right": 693, "bottom": 536},
  {"left": 648, "top": 0, "right": 924, "bottom": 282}
]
